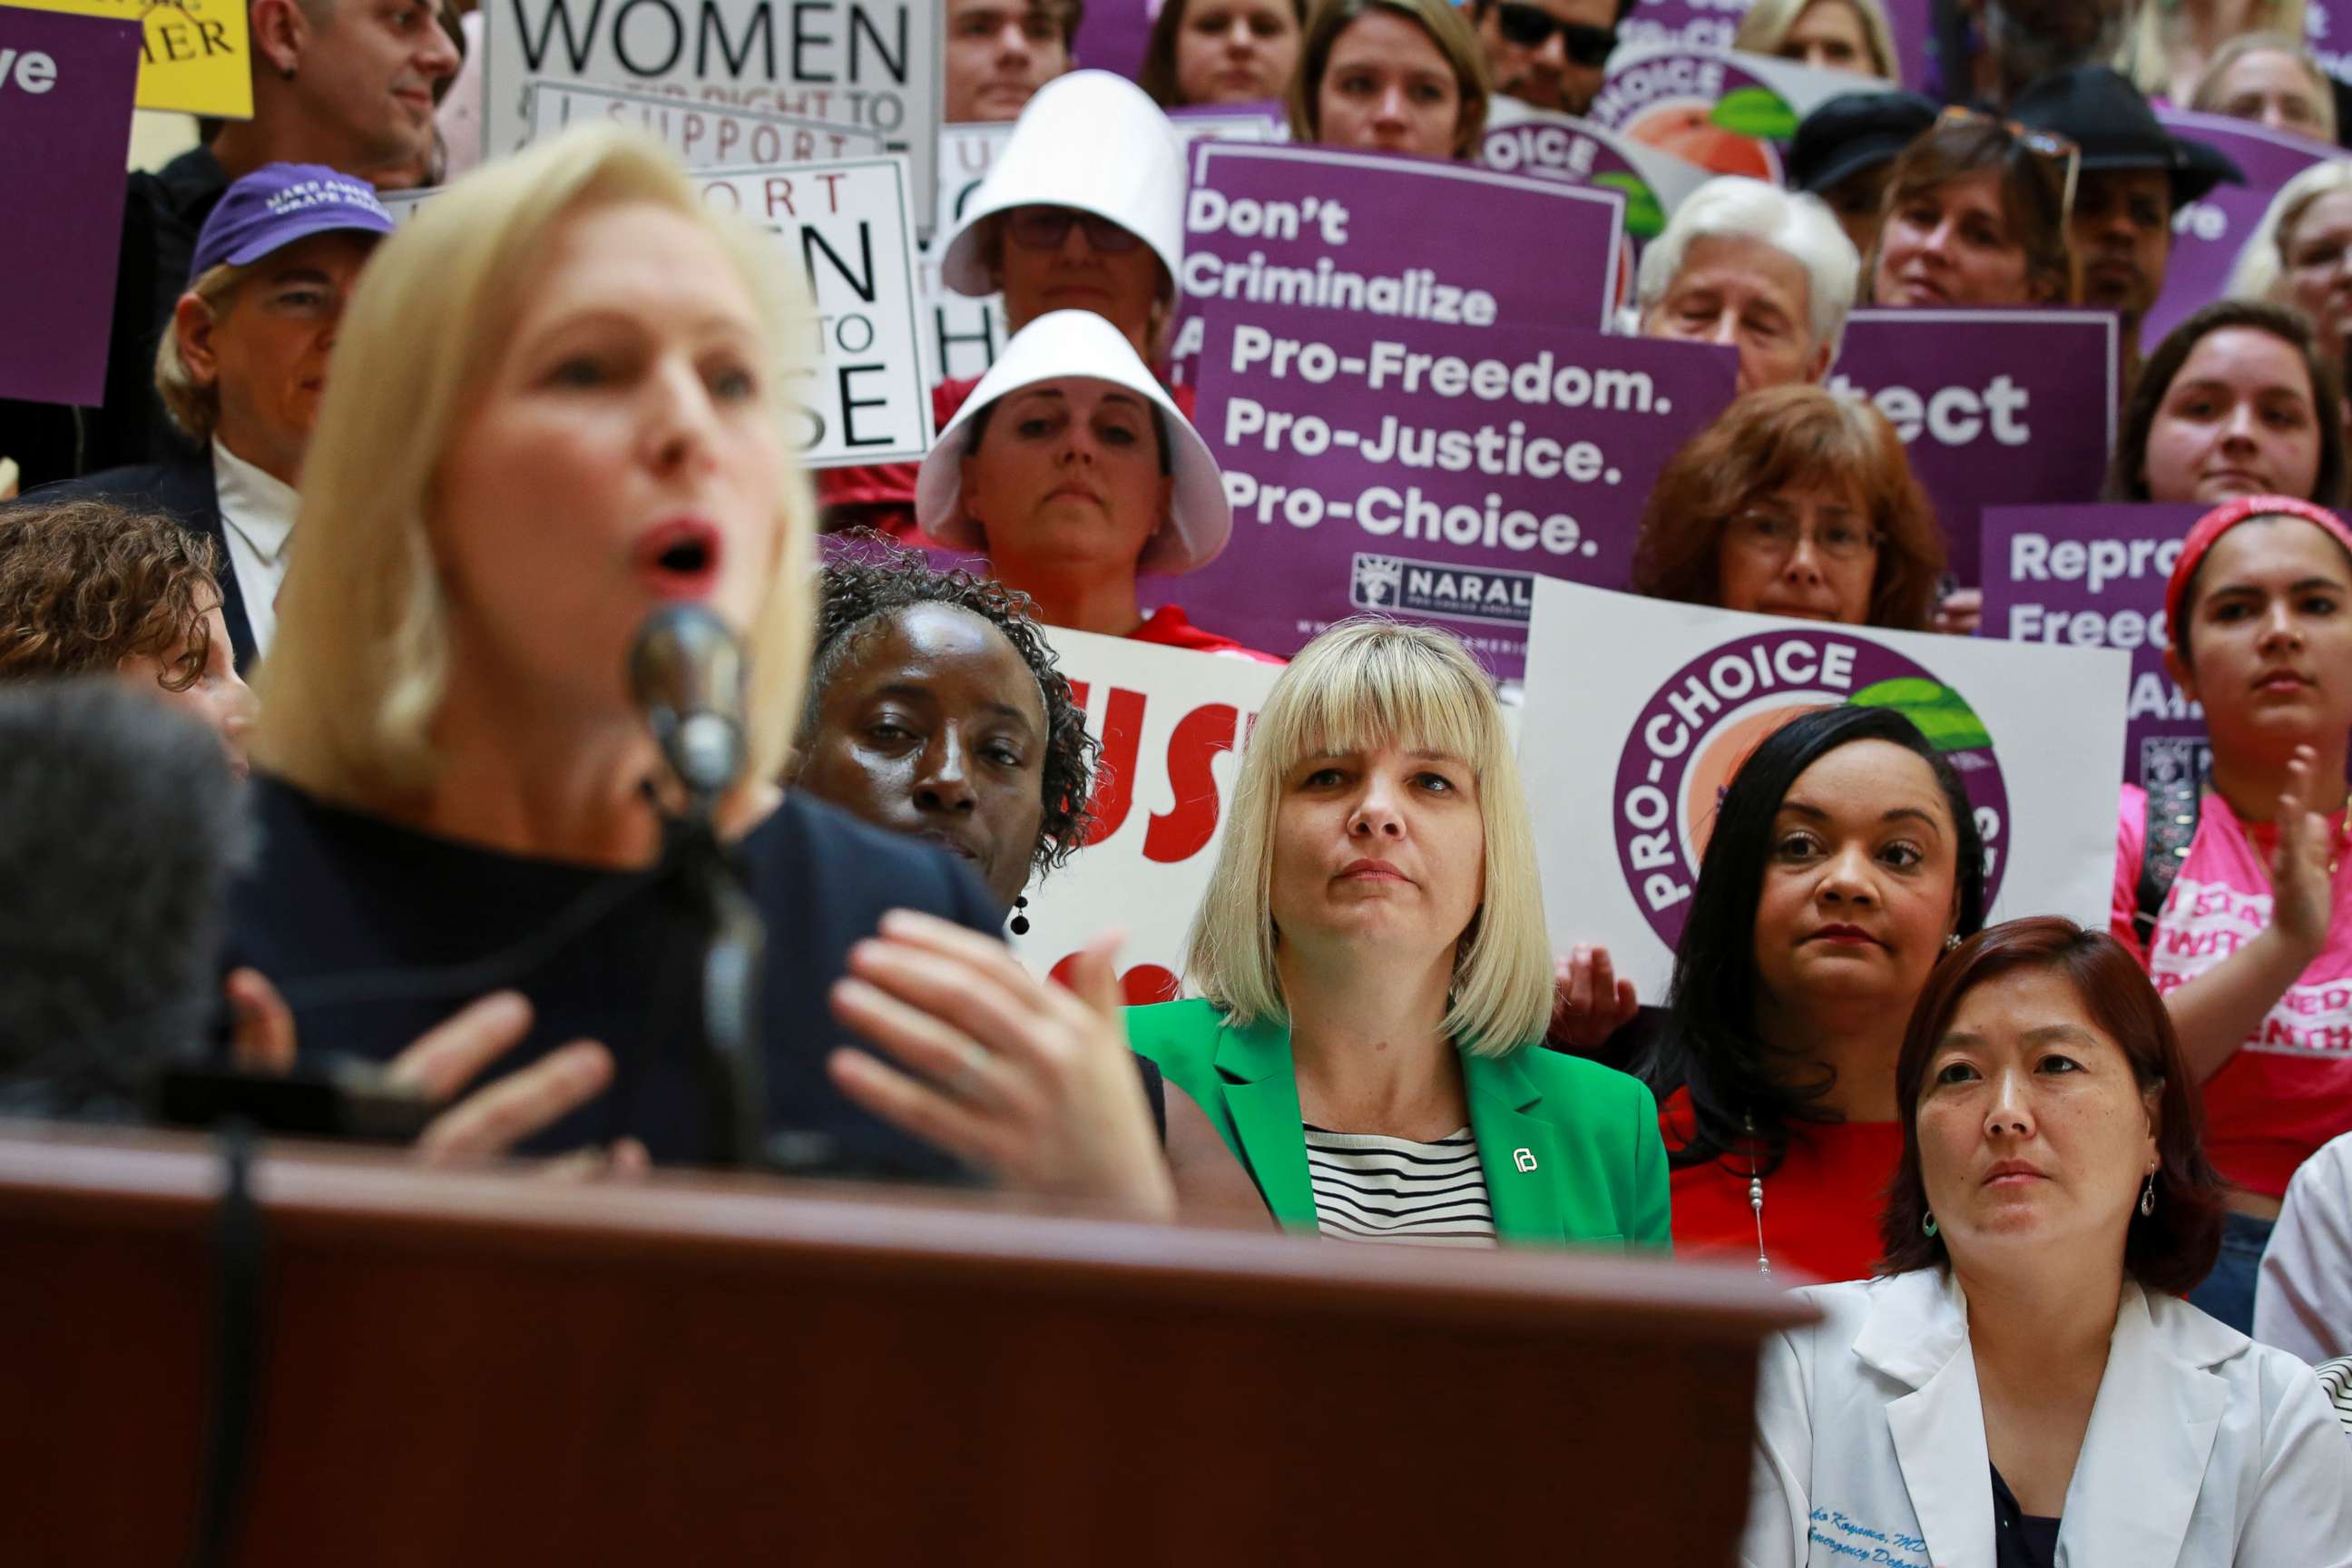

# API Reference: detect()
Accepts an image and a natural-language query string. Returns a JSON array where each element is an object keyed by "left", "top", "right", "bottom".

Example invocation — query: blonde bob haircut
[
  {"left": 255, "top": 125, "right": 817, "bottom": 810},
  {"left": 1183, "top": 617, "right": 1553, "bottom": 1055},
  {"left": 1732, "top": 0, "right": 1898, "bottom": 81},
  {"left": 152, "top": 261, "right": 249, "bottom": 445}
]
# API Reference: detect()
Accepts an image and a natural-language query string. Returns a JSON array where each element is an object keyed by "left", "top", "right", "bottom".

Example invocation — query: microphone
[{"left": 628, "top": 604, "right": 750, "bottom": 803}]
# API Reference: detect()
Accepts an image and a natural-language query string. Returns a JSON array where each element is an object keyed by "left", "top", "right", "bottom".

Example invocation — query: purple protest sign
[
  {"left": 0, "top": 8, "right": 140, "bottom": 407},
  {"left": 1619, "top": 0, "right": 1936, "bottom": 93},
  {"left": 1825, "top": 309, "right": 2120, "bottom": 586},
  {"left": 1069, "top": 0, "right": 1152, "bottom": 80},
  {"left": 1480, "top": 103, "right": 1709, "bottom": 241},
  {"left": 1168, "top": 141, "right": 1627, "bottom": 383},
  {"left": 1585, "top": 42, "right": 1897, "bottom": 185},
  {"left": 2144, "top": 109, "right": 2331, "bottom": 350},
  {"left": 1978, "top": 504, "right": 2208, "bottom": 789},
  {"left": 2311, "top": 0, "right": 2352, "bottom": 85},
  {"left": 1156, "top": 304, "right": 1736, "bottom": 677}
]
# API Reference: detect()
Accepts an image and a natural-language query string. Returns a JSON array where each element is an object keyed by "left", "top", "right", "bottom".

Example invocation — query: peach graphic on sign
[{"left": 1623, "top": 100, "right": 1775, "bottom": 181}]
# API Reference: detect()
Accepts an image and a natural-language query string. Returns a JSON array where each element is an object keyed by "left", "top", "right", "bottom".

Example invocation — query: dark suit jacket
[{"left": 23, "top": 457, "right": 259, "bottom": 675}]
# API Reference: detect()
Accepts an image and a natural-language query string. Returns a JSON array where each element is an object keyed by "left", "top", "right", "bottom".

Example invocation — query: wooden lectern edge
[{"left": 0, "top": 1119, "right": 1818, "bottom": 1339}]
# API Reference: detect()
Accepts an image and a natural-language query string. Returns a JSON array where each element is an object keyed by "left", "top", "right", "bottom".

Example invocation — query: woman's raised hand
[
  {"left": 828, "top": 910, "right": 1177, "bottom": 1220},
  {"left": 2269, "top": 743, "right": 2339, "bottom": 963},
  {"left": 224, "top": 968, "right": 650, "bottom": 1175}
]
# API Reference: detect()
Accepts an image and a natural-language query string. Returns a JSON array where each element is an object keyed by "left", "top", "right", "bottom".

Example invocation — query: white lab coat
[
  {"left": 1744, "top": 1268, "right": 2352, "bottom": 1568},
  {"left": 2256, "top": 1132, "right": 2352, "bottom": 1366}
]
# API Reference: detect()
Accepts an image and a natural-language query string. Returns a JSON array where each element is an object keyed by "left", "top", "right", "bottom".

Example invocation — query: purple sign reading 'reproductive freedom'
[
  {"left": 1827, "top": 309, "right": 2120, "bottom": 587},
  {"left": 1167, "top": 141, "right": 1627, "bottom": 385},
  {"left": 1160, "top": 305, "right": 1737, "bottom": 678},
  {"left": 2144, "top": 109, "right": 2333, "bottom": 350},
  {"left": 0, "top": 7, "right": 141, "bottom": 407}
]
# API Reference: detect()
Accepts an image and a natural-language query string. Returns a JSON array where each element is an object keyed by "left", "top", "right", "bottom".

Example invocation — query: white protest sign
[
  {"left": 1519, "top": 579, "right": 2129, "bottom": 999},
  {"left": 523, "top": 77, "right": 883, "bottom": 164},
  {"left": 696, "top": 157, "right": 933, "bottom": 466},
  {"left": 1009, "top": 629, "right": 1285, "bottom": 1004},
  {"left": 488, "top": 0, "right": 942, "bottom": 230}
]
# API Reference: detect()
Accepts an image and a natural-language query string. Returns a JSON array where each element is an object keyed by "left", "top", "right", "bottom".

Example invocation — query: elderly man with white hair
[{"left": 1634, "top": 177, "right": 1860, "bottom": 396}]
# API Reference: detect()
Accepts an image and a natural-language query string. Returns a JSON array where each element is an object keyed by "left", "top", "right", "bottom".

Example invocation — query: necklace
[{"left": 1744, "top": 1112, "right": 1769, "bottom": 1278}]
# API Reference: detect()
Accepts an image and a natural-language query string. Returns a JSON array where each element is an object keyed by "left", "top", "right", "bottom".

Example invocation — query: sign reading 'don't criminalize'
[
  {"left": 11, "top": 0, "right": 250, "bottom": 116},
  {"left": 487, "top": 0, "right": 942, "bottom": 230},
  {"left": 1826, "top": 309, "right": 2120, "bottom": 587},
  {"left": 524, "top": 77, "right": 884, "bottom": 165},
  {"left": 1519, "top": 579, "right": 2129, "bottom": 1000},
  {"left": 0, "top": 5, "right": 140, "bottom": 407},
  {"left": 1009, "top": 628, "right": 1285, "bottom": 1005},
  {"left": 1160, "top": 306, "right": 1736, "bottom": 679},
  {"left": 696, "top": 156, "right": 932, "bottom": 466},
  {"left": 1168, "top": 140, "right": 1627, "bottom": 385}
]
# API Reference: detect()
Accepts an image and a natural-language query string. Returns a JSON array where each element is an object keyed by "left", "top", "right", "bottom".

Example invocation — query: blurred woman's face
[
  {"left": 1315, "top": 11, "right": 1463, "bottom": 161},
  {"left": 995, "top": 206, "right": 1166, "bottom": 350},
  {"left": 959, "top": 377, "right": 1172, "bottom": 589},
  {"left": 2138, "top": 327, "right": 2323, "bottom": 505},
  {"left": 2169, "top": 517, "right": 2352, "bottom": 766},
  {"left": 1873, "top": 167, "right": 2040, "bottom": 308},
  {"left": 1176, "top": 0, "right": 1302, "bottom": 105},
  {"left": 1715, "top": 480, "right": 1880, "bottom": 624},
  {"left": 2205, "top": 48, "right": 2333, "bottom": 143},
  {"left": 1915, "top": 965, "right": 2157, "bottom": 1272},
  {"left": 432, "top": 201, "right": 786, "bottom": 720},
  {"left": 1750, "top": 740, "right": 1960, "bottom": 1019},
  {"left": 795, "top": 603, "right": 1050, "bottom": 909},
  {"left": 1776, "top": 0, "right": 1879, "bottom": 77},
  {"left": 2284, "top": 188, "right": 2352, "bottom": 364},
  {"left": 121, "top": 601, "right": 253, "bottom": 779}
]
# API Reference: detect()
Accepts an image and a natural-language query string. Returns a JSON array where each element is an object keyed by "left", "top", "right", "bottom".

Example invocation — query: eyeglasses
[
  {"left": 1726, "top": 508, "right": 1881, "bottom": 564},
  {"left": 1491, "top": 3, "right": 1617, "bottom": 66},
  {"left": 1004, "top": 206, "right": 1143, "bottom": 254},
  {"left": 1933, "top": 104, "right": 2081, "bottom": 220}
]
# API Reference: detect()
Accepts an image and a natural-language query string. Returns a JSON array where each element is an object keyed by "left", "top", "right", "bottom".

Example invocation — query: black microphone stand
[{"left": 652, "top": 790, "right": 769, "bottom": 1171}]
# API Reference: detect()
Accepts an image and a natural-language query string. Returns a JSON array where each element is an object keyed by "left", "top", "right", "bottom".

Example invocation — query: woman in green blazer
[{"left": 1129, "top": 619, "right": 1671, "bottom": 1249}]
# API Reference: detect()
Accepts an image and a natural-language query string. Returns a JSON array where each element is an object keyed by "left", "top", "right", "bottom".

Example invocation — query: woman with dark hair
[
  {"left": 1642, "top": 703, "right": 1985, "bottom": 1281},
  {"left": 1285, "top": 0, "right": 1492, "bottom": 162},
  {"left": 794, "top": 535, "right": 1099, "bottom": 916},
  {"left": 1630, "top": 386, "right": 1946, "bottom": 631},
  {"left": 1868, "top": 110, "right": 2078, "bottom": 309},
  {"left": 0, "top": 495, "right": 254, "bottom": 775},
  {"left": 1138, "top": 0, "right": 1306, "bottom": 108},
  {"left": 1746, "top": 917, "right": 2352, "bottom": 1568},
  {"left": 2110, "top": 494, "right": 2352, "bottom": 1331},
  {"left": 2103, "top": 299, "right": 2347, "bottom": 507}
]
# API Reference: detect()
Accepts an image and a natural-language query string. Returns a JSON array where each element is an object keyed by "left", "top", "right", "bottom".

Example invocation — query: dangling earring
[
  {"left": 1009, "top": 894, "right": 1030, "bottom": 936},
  {"left": 1922, "top": 1210, "right": 1938, "bottom": 1238},
  {"left": 1942, "top": 933, "right": 1961, "bottom": 954},
  {"left": 2140, "top": 1171, "right": 2157, "bottom": 1217}
]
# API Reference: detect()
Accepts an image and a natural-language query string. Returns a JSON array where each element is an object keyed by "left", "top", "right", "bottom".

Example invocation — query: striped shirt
[
  {"left": 2319, "top": 1357, "right": 2352, "bottom": 1438},
  {"left": 1302, "top": 1123, "right": 1498, "bottom": 1248}
]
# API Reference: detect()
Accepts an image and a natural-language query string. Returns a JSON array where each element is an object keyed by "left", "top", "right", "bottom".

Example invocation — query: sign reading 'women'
[
  {"left": 1166, "top": 305, "right": 1736, "bottom": 679},
  {"left": 1168, "top": 142, "right": 1627, "bottom": 386}
]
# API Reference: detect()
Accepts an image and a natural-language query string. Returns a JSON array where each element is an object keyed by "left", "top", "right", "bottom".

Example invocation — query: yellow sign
[{"left": 2, "top": 0, "right": 250, "bottom": 119}]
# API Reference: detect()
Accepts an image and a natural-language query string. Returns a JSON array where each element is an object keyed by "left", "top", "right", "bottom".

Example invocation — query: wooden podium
[{"left": 0, "top": 1122, "right": 1809, "bottom": 1565}]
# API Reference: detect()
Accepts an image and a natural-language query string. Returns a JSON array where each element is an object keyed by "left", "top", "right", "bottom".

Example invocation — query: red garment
[
  {"left": 816, "top": 376, "right": 1201, "bottom": 544},
  {"left": 2112, "top": 784, "right": 2352, "bottom": 1198},
  {"left": 1130, "top": 605, "right": 1284, "bottom": 664},
  {"left": 1660, "top": 1087, "right": 1905, "bottom": 1283}
]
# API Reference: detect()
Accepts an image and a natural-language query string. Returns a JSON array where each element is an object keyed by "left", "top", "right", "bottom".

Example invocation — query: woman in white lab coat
[{"left": 1745, "top": 916, "right": 2352, "bottom": 1568}]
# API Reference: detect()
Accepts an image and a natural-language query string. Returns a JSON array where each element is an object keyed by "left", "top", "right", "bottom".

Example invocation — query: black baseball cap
[{"left": 1786, "top": 91, "right": 1939, "bottom": 196}]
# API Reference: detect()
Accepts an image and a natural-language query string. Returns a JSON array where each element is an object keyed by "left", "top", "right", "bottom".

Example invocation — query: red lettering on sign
[
  {"left": 1067, "top": 682, "right": 1146, "bottom": 846},
  {"left": 1144, "top": 703, "right": 1239, "bottom": 864}
]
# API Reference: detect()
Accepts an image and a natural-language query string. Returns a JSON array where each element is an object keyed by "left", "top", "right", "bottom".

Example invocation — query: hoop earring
[{"left": 1922, "top": 1210, "right": 1937, "bottom": 1238}]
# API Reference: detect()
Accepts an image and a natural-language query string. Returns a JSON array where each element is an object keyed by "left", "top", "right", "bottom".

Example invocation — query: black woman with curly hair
[{"left": 795, "top": 534, "right": 1100, "bottom": 916}]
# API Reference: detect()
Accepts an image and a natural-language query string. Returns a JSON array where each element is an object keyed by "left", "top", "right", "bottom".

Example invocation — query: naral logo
[
  {"left": 1612, "top": 632, "right": 2010, "bottom": 948},
  {"left": 1348, "top": 553, "right": 1534, "bottom": 624}
]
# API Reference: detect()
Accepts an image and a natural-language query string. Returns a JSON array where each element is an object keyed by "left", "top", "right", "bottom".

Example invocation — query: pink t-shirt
[{"left": 2112, "top": 785, "right": 2352, "bottom": 1197}]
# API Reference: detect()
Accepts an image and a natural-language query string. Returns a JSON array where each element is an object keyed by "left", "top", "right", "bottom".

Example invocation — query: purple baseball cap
[{"left": 190, "top": 163, "right": 397, "bottom": 280}]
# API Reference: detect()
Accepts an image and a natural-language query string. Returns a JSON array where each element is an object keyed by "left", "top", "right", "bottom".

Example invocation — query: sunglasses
[
  {"left": 1934, "top": 104, "right": 2082, "bottom": 220},
  {"left": 1004, "top": 206, "right": 1143, "bottom": 254},
  {"left": 1491, "top": 3, "right": 1617, "bottom": 66}
]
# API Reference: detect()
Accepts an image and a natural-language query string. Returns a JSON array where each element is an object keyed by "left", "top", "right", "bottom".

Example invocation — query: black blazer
[
  {"left": 23, "top": 457, "right": 259, "bottom": 675},
  {"left": 223, "top": 779, "right": 1012, "bottom": 1179}
]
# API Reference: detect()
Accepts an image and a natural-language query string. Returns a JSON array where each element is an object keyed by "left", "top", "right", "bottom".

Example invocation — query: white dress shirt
[
  {"left": 1747, "top": 1268, "right": 2352, "bottom": 1567},
  {"left": 2257, "top": 1132, "right": 2352, "bottom": 1366},
  {"left": 211, "top": 438, "right": 298, "bottom": 659}
]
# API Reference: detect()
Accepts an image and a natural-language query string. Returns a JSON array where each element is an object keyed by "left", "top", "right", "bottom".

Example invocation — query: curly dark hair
[
  {"left": 803, "top": 533, "right": 1098, "bottom": 880},
  {"left": 0, "top": 497, "right": 221, "bottom": 692}
]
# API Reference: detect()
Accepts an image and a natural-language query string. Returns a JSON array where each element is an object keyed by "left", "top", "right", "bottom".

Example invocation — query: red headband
[{"left": 2163, "top": 495, "right": 2352, "bottom": 635}]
